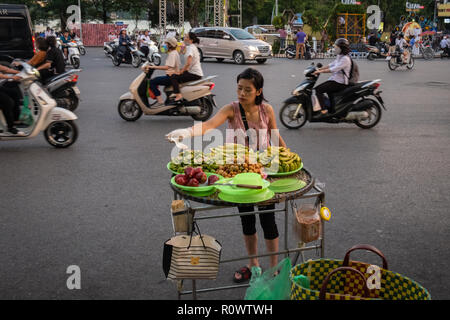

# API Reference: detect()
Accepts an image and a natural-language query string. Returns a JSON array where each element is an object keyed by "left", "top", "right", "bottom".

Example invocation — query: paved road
[{"left": 1, "top": 48, "right": 449, "bottom": 300}]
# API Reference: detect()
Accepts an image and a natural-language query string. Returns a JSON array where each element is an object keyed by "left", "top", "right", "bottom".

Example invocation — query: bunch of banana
[
  {"left": 209, "top": 144, "right": 258, "bottom": 165},
  {"left": 259, "top": 146, "right": 302, "bottom": 173}
]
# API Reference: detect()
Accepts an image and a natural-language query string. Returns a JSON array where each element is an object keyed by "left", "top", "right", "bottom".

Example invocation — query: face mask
[{"left": 334, "top": 46, "right": 342, "bottom": 54}]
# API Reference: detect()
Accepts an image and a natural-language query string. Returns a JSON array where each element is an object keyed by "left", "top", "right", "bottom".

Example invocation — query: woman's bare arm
[
  {"left": 190, "top": 104, "right": 234, "bottom": 136},
  {"left": 265, "top": 104, "right": 287, "bottom": 148}
]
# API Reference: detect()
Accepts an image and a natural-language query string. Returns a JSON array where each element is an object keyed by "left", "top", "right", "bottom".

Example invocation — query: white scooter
[
  {"left": 118, "top": 62, "right": 217, "bottom": 121},
  {"left": 74, "top": 37, "right": 86, "bottom": 56},
  {"left": 57, "top": 39, "right": 81, "bottom": 69},
  {"left": 141, "top": 40, "right": 162, "bottom": 66},
  {"left": 0, "top": 61, "right": 79, "bottom": 148}
]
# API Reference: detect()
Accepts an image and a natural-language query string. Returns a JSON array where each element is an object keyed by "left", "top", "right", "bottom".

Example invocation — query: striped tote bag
[{"left": 163, "top": 229, "right": 222, "bottom": 281}]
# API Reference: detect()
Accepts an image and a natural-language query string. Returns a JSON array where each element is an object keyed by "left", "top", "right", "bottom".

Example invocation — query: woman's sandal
[{"left": 233, "top": 266, "right": 252, "bottom": 283}]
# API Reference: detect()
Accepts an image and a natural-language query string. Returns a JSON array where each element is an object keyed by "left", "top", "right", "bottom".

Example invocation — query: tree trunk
[{"left": 60, "top": 10, "right": 67, "bottom": 31}]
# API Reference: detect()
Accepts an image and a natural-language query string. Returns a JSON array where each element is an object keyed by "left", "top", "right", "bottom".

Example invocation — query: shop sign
[{"left": 438, "top": 4, "right": 450, "bottom": 17}]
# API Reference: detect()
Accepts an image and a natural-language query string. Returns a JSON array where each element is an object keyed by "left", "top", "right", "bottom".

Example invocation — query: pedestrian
[
  {"left": 166, "top": 68, "right": 287, "bottom": 283},
  {"left": 295, "top": 27, "right": 307, "bottom": 59},
  {"left": 278, "top": 27, "right": 287, "bottom": 50}
]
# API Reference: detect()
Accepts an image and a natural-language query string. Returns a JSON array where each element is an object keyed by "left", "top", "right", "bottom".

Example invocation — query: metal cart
[{"left": 169, "top": 168, "right": 326, "bottom": 300}]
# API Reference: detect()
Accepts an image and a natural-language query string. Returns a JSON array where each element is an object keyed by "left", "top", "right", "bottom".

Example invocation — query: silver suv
[{"left": 191, "top": 27, "right": 272, "bottom": 64}]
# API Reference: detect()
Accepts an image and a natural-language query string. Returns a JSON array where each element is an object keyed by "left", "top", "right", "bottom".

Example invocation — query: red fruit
[
  {"left": 195, "top": 172, "right": 207, "bottom": 184},
  {"left": 184, "top": 167, "right": 195, "bottom": 178},
  {"left": 193, "top": 167, "right": 203, "bottom": 175},
  {"left": 187, "top": 178, "right": 199, "bottom": 187},
  {"left": 208, "top": 175, "right": 220, "bottom": 186},
  {"left": 175, "top": 175, "right": 188, "bottom": 186}
]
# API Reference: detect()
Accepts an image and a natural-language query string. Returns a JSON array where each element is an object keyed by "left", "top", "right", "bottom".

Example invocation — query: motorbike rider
[
  {"left": 312, "top": 38, "right": 352, "bottom": 115},
  {"left": 37, "top": 36, "right": 66, "bottom": 82},
  {"left": 170, "top": 32, "right": 203, "bottom": 102},
  {"left": 0, "top": 66, "right": 24, "bottom": 135},
  {"left": 395, "top": 32, "right": 410, "bottom": 63},
  {"left": 139, "top": 30, "right": 152, "bottom": 58},
  {"left": 108, "top": 31, "right": 117, "bottom": 42},
  {"left": 23, "top": 37, "right": 49, "bottom": 68},
  {"left": 140, "top": 37, "right": 181, "bottom": 108},
  {"left": 118, "top": 29, "right": 131, "bottom": 62},
  {"left": 59, "top": 30, "right": 72, "bottom": 60}
]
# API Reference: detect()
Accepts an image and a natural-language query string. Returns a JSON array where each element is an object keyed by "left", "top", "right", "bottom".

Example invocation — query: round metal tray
[{"left": 170, "top": 168, "right": 315, "bottom": 207}]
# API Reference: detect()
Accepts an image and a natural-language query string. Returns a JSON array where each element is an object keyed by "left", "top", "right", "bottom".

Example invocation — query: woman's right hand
[{"left": 166, "top": 128, "right": 193, "bottom": 143}]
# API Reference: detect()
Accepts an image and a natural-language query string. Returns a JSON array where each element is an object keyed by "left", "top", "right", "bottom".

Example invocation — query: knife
[{"left": 214, "top": 183, "right": 262, "bottom": 190}]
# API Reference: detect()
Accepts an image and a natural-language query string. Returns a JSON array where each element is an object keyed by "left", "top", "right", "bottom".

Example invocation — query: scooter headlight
[{"left": 292, "top": 83, "right": 308, "bottom": 96}]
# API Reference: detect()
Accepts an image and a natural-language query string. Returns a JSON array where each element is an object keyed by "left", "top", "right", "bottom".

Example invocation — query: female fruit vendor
[{"left": 167, "top": 68, "right": 287, "bottom": 283}]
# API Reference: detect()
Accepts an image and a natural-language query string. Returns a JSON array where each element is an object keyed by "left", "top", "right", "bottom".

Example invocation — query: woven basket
[{"left": 290, "top": 245, "right": 431, "bottom": 300}]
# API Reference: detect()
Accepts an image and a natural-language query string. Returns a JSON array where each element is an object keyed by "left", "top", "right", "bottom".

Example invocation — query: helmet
[
  {"left": 334, "top": 38, "right": 350, "bottom": 50},
  {"left": 334, "top": 38, "right": 350, "bottom": 54}
]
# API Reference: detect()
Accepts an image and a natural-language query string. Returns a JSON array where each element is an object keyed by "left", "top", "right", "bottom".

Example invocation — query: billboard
[{"left": 438, "top": 4, "right": 450, "bottom": 17}]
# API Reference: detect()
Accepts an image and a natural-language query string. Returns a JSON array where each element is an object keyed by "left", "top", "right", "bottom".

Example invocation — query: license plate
[{"left": 73, "top": 87, "right": 81, "bottom": 95}]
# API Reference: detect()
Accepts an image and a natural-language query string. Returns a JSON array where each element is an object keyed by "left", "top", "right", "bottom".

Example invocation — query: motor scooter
[
  {"left": 42, "top": 68, "right": 82, "bottom": 111},
  {"left": 74, "top": 37, "right": 86, "bottom": 56},
  {"left": 118, "top": 62, "right": 217, "bottom": 122},
  {"left": 104, "top": 39, "right": 118, "bottom": 57},
  {"left": 140, "top": 40, "right": 162, "bottom": 66},
  {"left": 57, "top": 39, "right": 81, "bottom": 69},
  {"left": 366, "top": 42, "right": 388, "bottom": 60},
  {"left": 109, "top": 41, "right": 144, "bottom": 68},
  {"left": 387, "top": 46, "right": 414, "bottom": 70},
  {"left": 279, "top": 63, "right": 386, "bottom": 130},
  {"left": 0, "top": 61, "right": 79, "bottom": 148}
]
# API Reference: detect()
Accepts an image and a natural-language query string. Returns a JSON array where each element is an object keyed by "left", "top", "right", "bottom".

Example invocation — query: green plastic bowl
[{"left": 171, "top": 172, "right": 223, "bottom": 193}]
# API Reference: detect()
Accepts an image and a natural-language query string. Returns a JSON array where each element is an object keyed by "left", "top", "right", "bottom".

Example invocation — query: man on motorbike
[
  {"left": 0, "top": 66, "right": 24, "bottom": 135},
  {"left": 118, "top": 29, "right": 131, "bottom": 62},
  {"left": 395, "top": 33, "right": 410, "bottom": 63},
  {"left": 37, "top": 36, "right": 66, "bottom": 82},
  {"left": 312, "top": 38, "right": 352, "bottom": 115},
  {"left": 59, "top": 30, "right": 72, "bottom": 60}
]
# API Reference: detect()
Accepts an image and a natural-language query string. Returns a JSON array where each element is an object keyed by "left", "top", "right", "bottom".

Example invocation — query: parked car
[
  {"left": 0, "top": 4, "right": 35, "bottom": 66},
  {"left": 191, "top": 27, "right": 272, "bottom": 64}
]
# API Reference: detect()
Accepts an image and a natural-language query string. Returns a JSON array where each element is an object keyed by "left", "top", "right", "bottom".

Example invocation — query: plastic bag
[
  {"left": 19, "top": 101, "right": 33, "bottom": 127},
  {"left": 311, "top": 93, "right": 322, "bottom": 112},
  {"left": 244, "top": 258, "right": 292, "bottom": 300}
]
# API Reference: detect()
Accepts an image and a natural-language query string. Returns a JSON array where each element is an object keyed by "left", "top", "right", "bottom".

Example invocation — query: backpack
[{"left": 342, "top": 57, "right": 360, "bottom": 85}]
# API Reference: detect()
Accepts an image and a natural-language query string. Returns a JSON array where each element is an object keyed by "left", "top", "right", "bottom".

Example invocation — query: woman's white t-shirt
[{"left": 185, "top": 44, "right": 203, "bottom": 77}]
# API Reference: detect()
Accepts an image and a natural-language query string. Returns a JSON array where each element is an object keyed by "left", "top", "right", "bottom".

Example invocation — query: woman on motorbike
[
  {"left": 0, "top": 66, "right": 24, "bottom": 135},
  {"left": 118, "top": 29, "right": 131, "bottom": 62},
  {"left": 166, "top": 68, "right": 286, "bottom": 283},
  {"left": 313, "top": 38, "right": 352, "bottom": 114},
  {"left": 139, "top": 37, "right": 181, "bottom": 108},
  {"left": 170, "top": 32, "right": 203, "bottom": 102},
  {"left": 139, "top": 30, "right": 152, "bottom": 58}
]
